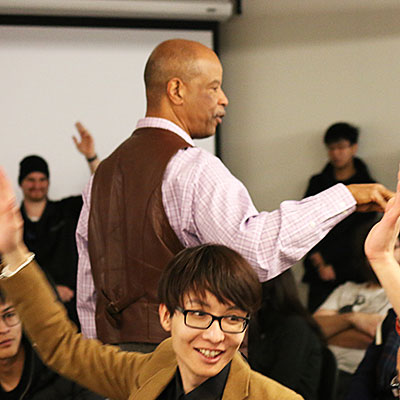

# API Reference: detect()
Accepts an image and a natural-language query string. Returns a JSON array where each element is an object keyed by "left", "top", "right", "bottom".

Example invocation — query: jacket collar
[
  {"left": 131, "top": 339, "right": 251, "bottom": 400},
  {"left": 222, "top": 352, "right": 251, "bottom": 399}
]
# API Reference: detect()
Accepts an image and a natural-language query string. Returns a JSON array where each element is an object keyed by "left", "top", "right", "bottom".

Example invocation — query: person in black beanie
[
  {"left": 18, "top": 122, "right": 99, "bottom": 327},
  {"left": 18, "top": 155, "right": 50, "bottom": 185}
]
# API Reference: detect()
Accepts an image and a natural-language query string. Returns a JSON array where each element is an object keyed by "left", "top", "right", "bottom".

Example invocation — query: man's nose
[
  {"left": 202, "top": 319, "right": 225, "bottom": 342},
  {"left": 219, "top": 89, "right": 228, "bottom": 107},
  {"left": 0, "top": 319, "right": 10, "bottom": 333}
]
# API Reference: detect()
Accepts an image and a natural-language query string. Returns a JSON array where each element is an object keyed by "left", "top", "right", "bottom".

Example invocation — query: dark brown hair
[
  {"left": 158, "top": 244, "right": 261, "bottom": 315},
  {"left": 0, "top": 287, "right": 7, "bottom": 304},
  {"left": 258, "top": 269, "right": 325, "bottom": 344}
]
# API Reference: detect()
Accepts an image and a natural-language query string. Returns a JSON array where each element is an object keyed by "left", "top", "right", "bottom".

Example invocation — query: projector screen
[{"left": 0, "top": 23, "right": 214, "bottom": 201}]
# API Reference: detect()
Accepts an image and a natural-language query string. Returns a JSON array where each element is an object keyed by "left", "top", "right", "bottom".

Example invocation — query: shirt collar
[
  {"left": 136, "top": 117, "right": 195, "bottom": 147},
  {"left": 174, "top": 362, "right": 231, "bottom": 400}
]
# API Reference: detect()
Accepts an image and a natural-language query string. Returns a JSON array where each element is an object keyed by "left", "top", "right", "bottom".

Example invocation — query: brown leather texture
[{"left": 88, "top": 128, "right": 189, "bottom": 344}]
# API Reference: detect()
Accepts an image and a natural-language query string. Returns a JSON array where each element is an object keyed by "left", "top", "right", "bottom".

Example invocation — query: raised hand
[
  {"left": 365, "top": 168, "right": 400, "bottom": 264},
  {"left": 364, "top": 166, "right": 400, "bottom": 318},
  {"left": 0, "top": 167, "right": 24, "bottom": 255},
  {"left": 72, "top": 122, "right": 96, "bottom": 159}
]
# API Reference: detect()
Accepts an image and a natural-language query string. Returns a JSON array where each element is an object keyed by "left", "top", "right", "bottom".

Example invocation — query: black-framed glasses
[
  {"left": 176, "top": 306, "right": 249, "bottom": 334},
  {"left": 0, "top": 311, "right": 20, "bottom": 328}
]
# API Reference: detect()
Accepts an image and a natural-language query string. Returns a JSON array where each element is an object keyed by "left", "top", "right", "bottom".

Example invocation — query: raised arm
[
  {"left": 0, "top": 167, "right": 143, "bottom": 400},
  {"left": 364, "top": 167, "right": 400, "bottom": 316},
  {"left": 73, "top": 122, "right": 100, "bottom": 174}
]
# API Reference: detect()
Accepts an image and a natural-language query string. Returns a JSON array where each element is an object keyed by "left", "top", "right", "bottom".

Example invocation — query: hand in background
[
  {"left": 72, "top": 121, "right": 96, "bottom": 159},
  {"left": 56, "top": 285, "right": 75, "bottom": 303},
  {"left": 309, "top": 252, "right": 336, "bottom": 281},
  {"left": 348, "top": 312, "right": 384, "bottom": 338},
  {"left": 318, "top": 265, "right": 336, "bottom": 281}
]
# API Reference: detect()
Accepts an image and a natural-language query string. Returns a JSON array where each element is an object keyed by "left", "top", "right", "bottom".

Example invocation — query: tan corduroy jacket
[{"left": 0, "top": 261, "right": 303, "bottom": 400}]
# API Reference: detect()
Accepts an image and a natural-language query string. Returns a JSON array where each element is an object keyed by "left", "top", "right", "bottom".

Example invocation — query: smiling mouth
[{"left": 196, "top": 348, "right": 223, "bottom": 358}]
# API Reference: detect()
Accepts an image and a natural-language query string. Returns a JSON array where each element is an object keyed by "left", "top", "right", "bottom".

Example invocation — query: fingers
[
  {"left": 381, "top": 186, "right": 396, "bottom": 202},
  {"left": 370, "top": 194, "right": 386, "bottom": 212},
  {"left": 75, "top": 121, "right": 86, "bottom": 137},
  {"left": 72, "top": 135, "right": 79, "bottom": 147},
  {"left": 0, "top": 167, "right": 16, "bottom": 206},
  {"left": 75, "top": 121, "right": 91, "bottom": 140}
]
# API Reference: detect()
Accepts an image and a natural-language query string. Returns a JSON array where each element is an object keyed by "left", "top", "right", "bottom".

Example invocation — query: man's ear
[
  {"left": 159, "top": 303, "right": 172, "bottom": 332},
  {"left": 166, "top": 78, "right": 185, "bottom": 105},
  {"left": 351, "top": 143, "right": 358, "bottom": 155}
]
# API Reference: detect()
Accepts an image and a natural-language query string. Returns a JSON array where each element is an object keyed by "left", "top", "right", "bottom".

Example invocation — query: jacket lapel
[
  {"left": 133, "top": 365, "right": 177, "bottom": 400},
  {"left": 222, "top": 353, "right": 250, "bottom": 399}
]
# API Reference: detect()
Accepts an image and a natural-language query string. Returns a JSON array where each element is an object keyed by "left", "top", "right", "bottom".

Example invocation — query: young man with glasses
[
  {"left": 0, "top": 168, "right": 302, "bottom": 399},
  {"left": 0, "top": 288, "right": 103, "bottom": 399}
]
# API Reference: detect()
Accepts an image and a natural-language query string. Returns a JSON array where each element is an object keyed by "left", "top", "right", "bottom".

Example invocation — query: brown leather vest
[{"left": 88, "top": 127, "right": 189, "bottom": 344}]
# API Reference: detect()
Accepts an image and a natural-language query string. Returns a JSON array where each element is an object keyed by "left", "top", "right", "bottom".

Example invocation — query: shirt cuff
[{"left": 0, "top": 253, "right": 35, "bottom": 279}]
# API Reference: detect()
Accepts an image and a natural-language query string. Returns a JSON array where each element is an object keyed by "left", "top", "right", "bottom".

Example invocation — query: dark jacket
[
  {"left": 21, "top": 196, "right": 83, "bottom": 326},
  {"left": 21, "top": 196, "right": 82, "bottom": 290},
  {"left": 345, "top": 309, "right": 400, "bottom": 400},
  {"left": 248, "top": 312, "right": 323, "bottom": 400},
  {"left": 88, "top": 128, "right": 188, "bottom": 344},
  {"left": 1, "top": 338, "right": 104, "bottom": 400}
]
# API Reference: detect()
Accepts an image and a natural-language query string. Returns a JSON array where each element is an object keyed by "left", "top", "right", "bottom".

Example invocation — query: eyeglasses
[
  {"left": 176, "top": 306, "right": 249, "bottom": 334},
  {"left": 391, "top": 376, "right": 400, "bottom": 399},
  {"left": 327, "top": 144, "right": 352, "bottom": 152},
  {"left": 0, "top": 311, "right": 20, "bottom": 328}
]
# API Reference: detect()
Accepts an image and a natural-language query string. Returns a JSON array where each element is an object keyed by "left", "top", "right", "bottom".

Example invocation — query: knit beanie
[{"left": 18, "top": 155, "right": 49, "bottom": 185}]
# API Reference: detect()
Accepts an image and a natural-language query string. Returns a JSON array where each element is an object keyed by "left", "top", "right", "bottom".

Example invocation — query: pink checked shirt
[{"left": 76, "top": 117, "right": 356, "bottom": 339}]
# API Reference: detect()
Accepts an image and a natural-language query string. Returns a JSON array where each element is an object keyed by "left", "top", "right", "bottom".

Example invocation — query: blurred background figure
[
  {"left": 0, "top": 288, "right": 104, "bottom": 399},
  {"left": 313, "top": 227, "right": 396, "bottom": 400},
  {"left": 248, "top": 269, "right": 326, "bottom": 400},
  {"left": 19, "top": 122, "right": 98, "bottom": 327},
  {"left": 303, "top": 122, "right": 377, "bottom": 312},
  {"left": 345, "top": 308, "right": 400, "bottom": 400}
]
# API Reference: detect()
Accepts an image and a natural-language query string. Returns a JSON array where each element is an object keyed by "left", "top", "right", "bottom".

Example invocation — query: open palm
[
  {"left": 365, "top": 168, "right": 400, "bottom": 263},
  {"left": 0, "top": 168, "right": 23, "bottom": 254}
]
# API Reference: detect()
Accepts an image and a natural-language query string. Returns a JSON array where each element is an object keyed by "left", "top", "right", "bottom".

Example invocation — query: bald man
[{"left": 76, "top": 39, "right": 393, "bottom": 351}]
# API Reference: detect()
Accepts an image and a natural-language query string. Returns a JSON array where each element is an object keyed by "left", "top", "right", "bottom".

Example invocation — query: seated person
[
  {"left": 0, "top": 171, "right": 303, "bottom": 399},
  {"left": 248, "top": 269, "right": 325, "bottom": 400},
  {"left": 313, "top": 252, "right": 391, "bottom": 400},
  {"left": 303, "top": 122, "right": 377, "bottom": 312},
  {"left": 0, "top": 288, "right": 103, "bottom": 399},
  {"left": 19, "top": 122, "right": 99, "bottom": 326},
  {"left": 345, "top": 308, "right": 400, "bottom": 400}
]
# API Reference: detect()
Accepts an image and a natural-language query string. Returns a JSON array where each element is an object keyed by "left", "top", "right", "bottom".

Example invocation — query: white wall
[
  {"left": 219, "top": 3, "right": 400, "bottom": 296},
  {"left": 0, "top": 25, "right": 214, "bottom": 202}
]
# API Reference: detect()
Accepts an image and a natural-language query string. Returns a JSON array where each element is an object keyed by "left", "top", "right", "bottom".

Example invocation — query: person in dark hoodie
[
  {"left": 303, "top": 122, "right": 377, "bottom": 312},
  {"left": 0, "top": 287, "right": 104, "bottom": 400}
]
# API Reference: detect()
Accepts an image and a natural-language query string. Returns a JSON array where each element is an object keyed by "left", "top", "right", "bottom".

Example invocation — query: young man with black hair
[
  {"left": 303, "top": 122, "right": 378, "bottom": 312},
  {"left": 0, "top": 168, "right": 302, "bottom": 399}
]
